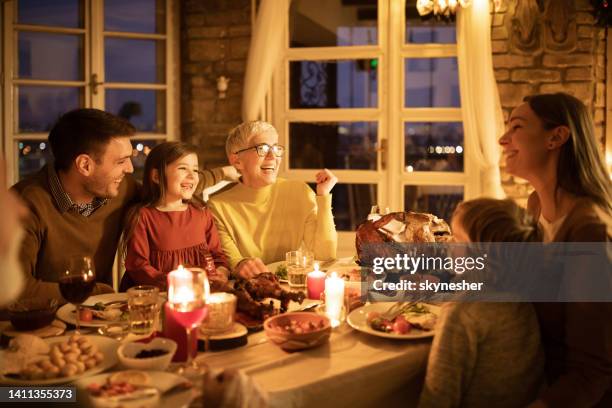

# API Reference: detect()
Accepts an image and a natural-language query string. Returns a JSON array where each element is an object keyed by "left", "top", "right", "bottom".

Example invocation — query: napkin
[{"left": 202, "top": 367, "right": 268, "bottom": 408}]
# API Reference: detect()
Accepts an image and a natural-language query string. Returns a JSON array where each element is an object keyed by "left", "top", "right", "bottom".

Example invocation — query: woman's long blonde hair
[{"left": 524, "top": 93, "right": 612, "bottom": 213}]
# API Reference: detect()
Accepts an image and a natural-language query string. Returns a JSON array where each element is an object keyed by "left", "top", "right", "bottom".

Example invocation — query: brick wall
[
  {"left": 491, "top": 0, "right": 606, "bottom": 203},
  {"left": 180, "top": 0, "right": 252, "bottom": 169}
]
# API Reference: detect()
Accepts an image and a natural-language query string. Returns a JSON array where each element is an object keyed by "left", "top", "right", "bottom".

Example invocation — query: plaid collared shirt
[{"left": 48, "top": 165, "right": 108, "bottom": 217}]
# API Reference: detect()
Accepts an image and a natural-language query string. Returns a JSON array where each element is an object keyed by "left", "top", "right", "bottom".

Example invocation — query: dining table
[
  {"left": 0, "top": 258, "right": 435, "bottom": 408},
  {"left": 196, "top": 321, "right": 431, "bottom": 408}
]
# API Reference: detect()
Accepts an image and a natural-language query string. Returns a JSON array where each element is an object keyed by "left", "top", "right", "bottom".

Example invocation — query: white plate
[
  {"left": 57, "top": 293, "right": 129, "bottom": 328},
  {"left": 347, "top": 302, "right": 440, "bottom": 340},
  {"left": 265, "top": 261, "right": 288, "bottom": 283},
  {"left": 75, "top": 370, "right": 194, "bottom": 408},
  {"left": 0, "top": 335, "right": 119, "bottom": 385}
]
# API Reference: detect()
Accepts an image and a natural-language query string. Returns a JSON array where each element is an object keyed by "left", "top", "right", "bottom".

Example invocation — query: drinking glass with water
[{"left": 127, "top": 285, "right": 160, "bottom": 335}]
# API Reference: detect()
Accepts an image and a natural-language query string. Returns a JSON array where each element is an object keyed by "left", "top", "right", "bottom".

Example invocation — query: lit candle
[
  {"left": 325, "top": 272, "right": 345, "bottom": 328},
  {"left": 164, "top": 265, "right": 198, "bottom": 362},
  {"left": 307, "top": 263, "right": 326, "bottom": 300},
  {"left": 168, "top": 265, "right": 194, "bottom": 310},
  {"left": 201, "top": 292, "right": 237, "bottom": 334}
]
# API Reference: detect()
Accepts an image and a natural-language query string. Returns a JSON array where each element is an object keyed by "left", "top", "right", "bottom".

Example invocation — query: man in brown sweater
[
  {"left": 11, "top": 109, "right": 237, "bottom": 303},
  {"left": 12, "top": 109, "right": 140, "bottom": 302}
]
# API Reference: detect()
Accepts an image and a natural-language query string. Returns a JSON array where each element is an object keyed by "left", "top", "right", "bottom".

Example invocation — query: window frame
[
  {"left": 272, "top": 0, "right": 479, "bottom": 253},
  {"left": 2, "top": 0, "right": 179, "bottom": 185}
]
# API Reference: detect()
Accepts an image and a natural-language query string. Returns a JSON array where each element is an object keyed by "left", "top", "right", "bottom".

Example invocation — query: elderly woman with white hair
[{"left": 208, "top": 121, "right": 338, "bottom": 279}]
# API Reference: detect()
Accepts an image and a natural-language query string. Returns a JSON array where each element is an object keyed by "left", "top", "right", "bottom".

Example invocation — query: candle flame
[{"left": 314, "top": 262, "right": 319, "bottom": 272}]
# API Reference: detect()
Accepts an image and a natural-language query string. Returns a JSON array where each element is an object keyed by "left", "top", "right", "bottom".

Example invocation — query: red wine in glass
[
  {"left": 60, "top": 256, "right": 96, "bottom": 333},
  {"left": 59, "top": 276, "right": 96, "bottom": 304}
]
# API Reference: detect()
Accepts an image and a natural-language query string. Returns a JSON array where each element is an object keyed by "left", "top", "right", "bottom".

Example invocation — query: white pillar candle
[
  {"left": 168, "top": 265, "right": 195, "bottom": 307},
  {"left": 325, "top": 272, "right": 345, "bottom": 327}
]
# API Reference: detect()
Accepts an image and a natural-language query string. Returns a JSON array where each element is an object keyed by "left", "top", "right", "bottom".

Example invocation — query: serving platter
[{"left": 0, "top": 335, "right": 118, "bottom": 385}]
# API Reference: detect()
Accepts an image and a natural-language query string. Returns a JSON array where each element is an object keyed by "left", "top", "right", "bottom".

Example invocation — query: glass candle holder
[{"left": 201, "top": 292, "right": 237, "bottom": 334}]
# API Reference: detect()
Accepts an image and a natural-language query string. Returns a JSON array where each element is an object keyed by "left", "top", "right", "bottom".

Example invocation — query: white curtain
[
  {"left": 242, "top": 0, "right": 291, "bottom": 121},
  {"left": 457, "top": 0, "right": 505, "bottom": 198}
]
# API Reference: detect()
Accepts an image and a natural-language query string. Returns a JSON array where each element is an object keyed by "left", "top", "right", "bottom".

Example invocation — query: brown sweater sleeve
[
  {"left": 17, "top": 202, "right": 113, "bottom": 301},
  {"left": 17, "top": 204, "right": 64, "bottom": 300},
  {"left": 541, "top": 302, "right": 612, "bottom": 407},
  {"left": 200, "top": 167, "right": 225, "bottom": 189},
  {"left": 541, "top": 222, "right": 612, "bottom": 407}
]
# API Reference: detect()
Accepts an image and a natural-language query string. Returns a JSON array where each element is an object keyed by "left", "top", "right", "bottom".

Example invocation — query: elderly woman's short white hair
[{"left": 226, "top": 120, "right": 278, "bottom": 158}]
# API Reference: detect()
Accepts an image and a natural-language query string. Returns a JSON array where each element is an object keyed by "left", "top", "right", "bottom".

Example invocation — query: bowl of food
[
  {"left": 8, "top": 298, "right": 59, "bottom": 331},
  {"left": 264, "top": 312, "right": 331, "bottom": 351},
  {"left": 117, "top": 338, "right": 177, "bottom": 371}
]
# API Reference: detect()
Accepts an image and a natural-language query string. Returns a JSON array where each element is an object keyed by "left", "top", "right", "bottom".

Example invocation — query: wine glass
[
  {"left": 59, "top": 256, "right": 96, "bottom": 334},
  {"left": 167, "top": 266, "right": 209, "bottom": 376}
]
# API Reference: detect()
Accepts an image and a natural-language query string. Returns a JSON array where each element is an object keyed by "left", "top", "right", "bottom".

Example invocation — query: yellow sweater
[{"left": 209, "top": 178, "right": 337, "bottom": 269}]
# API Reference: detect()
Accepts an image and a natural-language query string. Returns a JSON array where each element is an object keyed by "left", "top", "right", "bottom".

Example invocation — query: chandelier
[{"left": 416, "top": 0, "right": 472, "bottom": 22}]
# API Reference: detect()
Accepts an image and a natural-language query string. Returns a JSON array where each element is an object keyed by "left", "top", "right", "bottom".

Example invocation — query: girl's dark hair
[
  {"left": 49, "top": 108, "right": 136, "bottom": 171},
  {"left": 453, "top": 198, "right": 542, "bottom": 243},
  {"left": 121, "top": 142, "right": 205, "bottom": 253},
  {"left": 524, "top": 93, "right": 612, "bottom": 213}
]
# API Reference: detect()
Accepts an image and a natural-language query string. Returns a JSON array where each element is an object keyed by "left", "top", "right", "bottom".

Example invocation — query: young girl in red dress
[{"left": 120, "top": 142, "right": 229, "bottom": 291}]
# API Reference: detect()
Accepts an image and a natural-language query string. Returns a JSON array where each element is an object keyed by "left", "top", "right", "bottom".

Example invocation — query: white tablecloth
[{"left": 198, "top": 325, "right": 431, "bottom": 408}]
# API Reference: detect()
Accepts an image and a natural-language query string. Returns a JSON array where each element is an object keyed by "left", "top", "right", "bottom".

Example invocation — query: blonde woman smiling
[{"left": 209, "top": 121, "right": 338, "bottom": 279}]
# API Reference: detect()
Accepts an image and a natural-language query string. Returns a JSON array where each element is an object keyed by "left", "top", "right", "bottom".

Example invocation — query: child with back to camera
[{"left": 419, "top": 198, "right": 544, "bottom": 408}]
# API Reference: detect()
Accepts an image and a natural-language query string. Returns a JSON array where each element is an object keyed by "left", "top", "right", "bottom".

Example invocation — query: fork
[{"left": 380, "top": 302, "right": 416, "bottom": 320}]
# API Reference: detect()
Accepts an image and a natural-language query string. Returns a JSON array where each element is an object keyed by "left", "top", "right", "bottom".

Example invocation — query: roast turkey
[{"left": 355, "top": 211, "right": 452, "bottom": 265}]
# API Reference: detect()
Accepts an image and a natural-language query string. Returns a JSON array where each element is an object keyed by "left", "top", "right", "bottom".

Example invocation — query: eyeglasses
[{"left": 233, "top": 143, "right": 285, "bottom": 157}]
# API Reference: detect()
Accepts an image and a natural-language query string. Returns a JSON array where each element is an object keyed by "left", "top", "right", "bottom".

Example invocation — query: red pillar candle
[{"left": 307, "top": 263, "right": 326, "bottom": 300}]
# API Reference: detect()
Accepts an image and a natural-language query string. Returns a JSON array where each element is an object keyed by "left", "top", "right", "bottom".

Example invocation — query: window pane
[
  {"left": 105, "top": 89, "right": 166, "bottom": 132},
  {"left": 18, "top": 32, "right": 83, "bottom": 81},
  {"left": 105, "top": 0, "right": 166, "bottom": 34},
  {"left": 404, "top": 122, "right": 463, "bottom": 172},
  {"left": 290, "top": 60, "right": 378, "bottom": 109},
  {"left": 17, "top": 0, "right": 83, "bottom": 28},
  {"left": 18, "top": 86, "right": 83, "bottom": 133},
  {"left": 309, "top": 183, "right": 377, "bottom": 231},
  {"left": 18, "top": 140, "right": 54, "bottom": 180},
  {"left": 105, "top": 38, "right": 165, "bottom": 83},
  {"left": 289, "top": 122, "right": 377, "bottom": 170},
  {"left": 404, "top": 185, "right": 463, "bottom": 221},
  {"left": 130, "top": 140, "right": 164, "bottom": 181},
  {"left": 404, "top": 58, "right": 460, "bottom": 107},
  {"left": 405, "top": 0, "right": 456, "bottom": 44},
  {"left": 290, "top": 0, "right": 377, "bottom": 47}
]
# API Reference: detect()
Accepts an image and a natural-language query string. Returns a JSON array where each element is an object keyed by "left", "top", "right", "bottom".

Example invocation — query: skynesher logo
[{"left": 372, "top": 253, "right": 487, "bottom": 275}]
